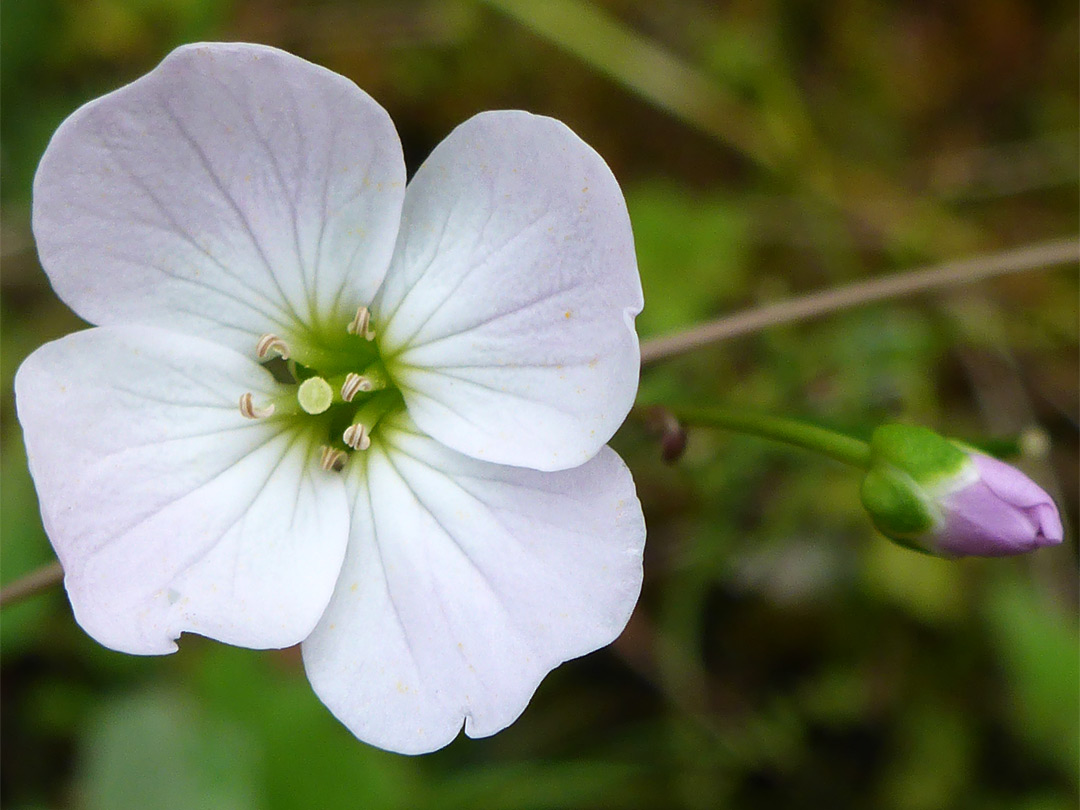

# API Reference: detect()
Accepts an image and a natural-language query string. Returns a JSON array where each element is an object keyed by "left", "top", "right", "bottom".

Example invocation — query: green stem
[{"left": 671, "top": 406, "right": 872, "bottom": 468}]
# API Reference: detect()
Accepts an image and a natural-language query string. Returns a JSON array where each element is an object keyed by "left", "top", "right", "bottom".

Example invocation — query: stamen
[
  {"left": 346, "top": 306, "right": 376, "bottom": 340},
  {"left": 239, "top": 393, "right": 275, "bottom": 419},
  {"left": 256, "top": 333, "right": 291, "bottom": 360},
  {"left": 343, "top": 423, "right": 371, "bottom": 451},
  {"left": 319, "top": 446, "right": 348, "bottom": 472},
  {"left": 341, "top": 372, "right": 373, "bottom": 402},
  {"left": 343, "top": 390, "right": 398, "bottom": 450}
]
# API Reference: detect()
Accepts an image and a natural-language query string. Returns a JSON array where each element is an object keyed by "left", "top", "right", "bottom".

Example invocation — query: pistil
[{"left": 297, "top": 377, "right": 334, "bottom": 415}]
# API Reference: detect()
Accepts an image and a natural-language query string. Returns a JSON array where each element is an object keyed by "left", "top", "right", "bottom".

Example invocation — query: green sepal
[
  {"left": 859, "top": 424, "right": 981, "bottom": 552},
  {"left": 859, "top": 465, "right": 938, "bottom": 544},
  {"left": 868, "top": 424, "right": 969, "bottom": 488}
]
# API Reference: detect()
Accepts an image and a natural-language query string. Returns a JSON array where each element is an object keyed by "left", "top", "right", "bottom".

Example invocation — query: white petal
[
  {"left": 301, "top": 415, "right": 644, "bottom": 754},
  {"left": 375, "top": 111, "right": 642, "bottom": 472},
  {"left": 33, "top": 42, "right": 405, "bottom": 354},
  {"left": 14, "top": 326, "right": 350, "bottom": 654}
]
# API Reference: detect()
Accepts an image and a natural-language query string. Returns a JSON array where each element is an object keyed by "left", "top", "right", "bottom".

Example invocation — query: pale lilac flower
[{"left": 15, "top": 42, "right": 645, "bottom": 754}]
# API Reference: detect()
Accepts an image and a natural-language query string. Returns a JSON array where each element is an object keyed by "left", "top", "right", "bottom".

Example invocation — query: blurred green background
[{"left": 1, "top": 1, "right": 1077, "bottom": 808}]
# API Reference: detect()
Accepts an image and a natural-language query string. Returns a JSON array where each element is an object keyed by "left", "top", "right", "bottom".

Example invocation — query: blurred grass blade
[
  {"left": 985, "top": 576, "right": 1080, "bottom": 783},
  {"left": 479, "top": 0, "right": 778, "bottom": 169}
]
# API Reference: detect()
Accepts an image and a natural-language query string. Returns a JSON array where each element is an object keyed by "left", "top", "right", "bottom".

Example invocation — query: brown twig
[
  {"left": 639, "top": 237, "right": 1079, "bottom": 366},
  {"left": 0, "top": 561, "right": 63, "bottom": 608}
]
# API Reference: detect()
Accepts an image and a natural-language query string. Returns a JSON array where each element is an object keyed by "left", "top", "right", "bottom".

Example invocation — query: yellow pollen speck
[{"left": 564, "top": 311, "right": 572, "bottom": 319}]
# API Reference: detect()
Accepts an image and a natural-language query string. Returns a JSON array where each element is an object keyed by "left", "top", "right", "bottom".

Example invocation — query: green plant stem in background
[{"left": 671, "top": 407, "right": 872, "bottom": 468}]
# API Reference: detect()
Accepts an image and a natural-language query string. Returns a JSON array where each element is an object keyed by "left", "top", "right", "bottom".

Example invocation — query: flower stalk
[
  {"left": 669, "top": 406, "right": 872, "bottom": 468},
  {"left": 667, "top": 408, "right": 1063, "bottom": 559}
]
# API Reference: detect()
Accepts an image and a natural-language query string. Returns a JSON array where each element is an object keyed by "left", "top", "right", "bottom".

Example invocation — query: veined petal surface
[
  {"left": 301, "top": 414, "right": 645, "bottom": 754},
  {"left": 375, "top": 111, "right": 643, "bottom": 472},
  {"left": 15, "top": 326, "right": 350, "bottom": 654},
  {"left": 33, "top": 42, "right": 405, "bottom": 354}
]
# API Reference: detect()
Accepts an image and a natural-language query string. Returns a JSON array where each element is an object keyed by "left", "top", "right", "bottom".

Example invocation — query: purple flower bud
[
  {"left": 861, "top": 424, "right": 1064, "bottom": 559},
  {"left": 935, "top": 451, "right": 1063, "bottom": 557}
]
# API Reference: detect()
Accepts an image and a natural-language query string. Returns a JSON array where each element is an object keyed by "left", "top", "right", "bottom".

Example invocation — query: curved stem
[
  {"left": 671, "top": 406, "right": 872, "bottom": 468},
  {"left": 640, "top": 237, "right": 1079, "bottom": 366}
]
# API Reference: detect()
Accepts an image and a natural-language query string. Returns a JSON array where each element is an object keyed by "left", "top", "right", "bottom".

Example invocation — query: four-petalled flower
[{"left": 15, "top": 43, "right": 645, "bottom": 754}]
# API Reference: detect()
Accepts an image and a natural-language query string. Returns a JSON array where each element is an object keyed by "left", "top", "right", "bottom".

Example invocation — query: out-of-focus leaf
[
  {"left": 79, "top": 688, "right": 260, "bottom": 810},
  {"left": 627, "top": 182, "right": 749, "bottom": 339},
  {"left": 860, "top": 539, "right": 967, "bottom": 624},
  {"left": 192, "top": 645, "right": 423, "bottom": 810},
  {"left": 59, "top": 0, "right": 229, "bottom": 61},
  {"left": 876, "top": 702, "right": 974, "bottom": 810},
  {"left": 433, "top": 760, "right": 645, "bottom": 810},
  {"left": 984, "top": 575, "right": 1080, "bottom": 783}
]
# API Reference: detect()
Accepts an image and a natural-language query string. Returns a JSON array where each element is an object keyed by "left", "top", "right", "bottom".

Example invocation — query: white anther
[
  {"left": 239, "top": 393, "right": 275, "bottom": 419},
  {"left": 343, "top": 423, "right": 371, "bottom": 451},
  {"left": 256, "top": 333, "right": 291, "bottom": 360},
  {"left": 341, "top": 372, "right": 373, "bottom": 402},
  {"left": 346, "top": 306, "right": 376, "bottom": 340},
  {"left": 319, "top": 446, "right": 348, "bottom": 472}
]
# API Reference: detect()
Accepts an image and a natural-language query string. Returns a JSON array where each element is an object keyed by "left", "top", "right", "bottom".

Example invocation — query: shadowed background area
[{"left": 1, "top": 1, "right": 1077, "bottom": 808}]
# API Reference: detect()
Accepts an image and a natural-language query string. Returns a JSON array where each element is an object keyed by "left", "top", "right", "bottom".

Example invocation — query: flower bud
[{"left": 860, "top": 424, "right": 1063, "bottom": 558}]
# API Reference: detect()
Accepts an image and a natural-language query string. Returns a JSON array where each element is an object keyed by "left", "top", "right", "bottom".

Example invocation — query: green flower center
[{"left": 240, "top": 306, "right": 405, "bottom": 471}]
